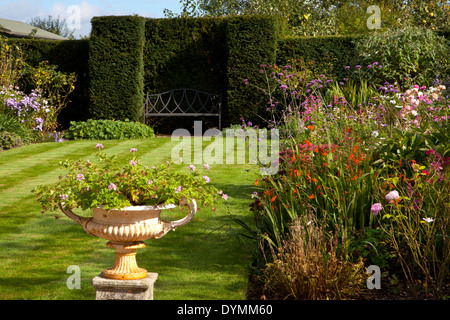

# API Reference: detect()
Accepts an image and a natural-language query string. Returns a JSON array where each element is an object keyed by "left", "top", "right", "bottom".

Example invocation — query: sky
[{"left": 0, "top": 0, "right": 184, "bottom": 38}]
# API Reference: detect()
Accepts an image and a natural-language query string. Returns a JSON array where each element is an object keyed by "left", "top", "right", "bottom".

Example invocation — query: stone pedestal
[{"left": 92, "top": 273, "right": 158, "bottom": 300}]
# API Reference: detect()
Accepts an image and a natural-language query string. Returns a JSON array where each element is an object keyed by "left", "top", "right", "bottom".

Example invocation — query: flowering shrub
[
  {"left": 23, "top": 61, "right": 76, "bottom": 131},
  {"left": 247, "top": 56, "right": 450, "bottom": 298},
  {"left": 0, "top": 36, "right": 25, "bottom": 87},
  {"left": 351, "top": 25, "right": 450, "bottom": 88},
  {"left": 34, "top": 145, "right": 227, "bottom": 213},
  {"left": 371, "top": 149, "right": 450, "bottom": 298},
  {"left": 0, "top": 85, "right": 52, "bottom": 133}
]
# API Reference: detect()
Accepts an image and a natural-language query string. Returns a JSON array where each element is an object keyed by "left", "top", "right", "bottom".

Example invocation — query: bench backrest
[{"left": 144, "top": 88, "right": 222, "bottom": 129}]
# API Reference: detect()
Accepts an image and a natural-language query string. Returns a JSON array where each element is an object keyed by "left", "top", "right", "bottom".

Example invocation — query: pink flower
[
  {"left": 95, "top": 143, "right": 103, "bottom": 149},
  {"left": 60, "top": 194, "right": 68, "bottom": 200},
  {"left": 203, "top": 164, "right": 210, "bottom": 170},
  {"left": 188, "top": 165, "right": 196, "bottom": 171},
  {"left": 130, "top": 148, "right": 138, "bottom": 153},
  {"left": 370, "top": 203, "right": 383, "bottom": 215},
  {"left": 108, "top": 183, "right": 117, "bottom": 191},
  {"left": 175, "top": 186, "right": 182, "bottom": 193},
  {"left": 76, "top": 173, "right": 85, "bottom": 181},
  {"left": 203, "top": 176, "right": 210, "bottom": 183},
  {"left": 130, "top": 160, "right": 137, "bottom": 166},
  {"left": 222, "top": 194, "right": 228, "bottom": 200},
  {"left": 386, "top": 190, "right": 399, "bottom": 203}
]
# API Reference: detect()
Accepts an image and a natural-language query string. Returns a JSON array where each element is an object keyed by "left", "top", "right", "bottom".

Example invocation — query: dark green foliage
[
  {"left": 0, "top": 131, "right": 24, "bottom": 150},
  {"left": 89, "top": 15, "right": 146, "bottom": 122},
  {"left": 225, "top": 15, "right": 283, "bottom": 125},
  {"left": 144, "top": 17, "right": 227, "bottom": 95},
  {"left": 63, "top": 119, "right": 155, "bottom": 140},
  {"left": 277, "top": 35, "right": 363, "bottom": 81},
  {"left": 144, "top": 17, "right": 227, "bottom": 131}
]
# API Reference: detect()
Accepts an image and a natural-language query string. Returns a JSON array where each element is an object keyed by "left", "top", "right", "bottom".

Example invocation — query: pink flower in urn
[{"left": 108, "top": 183, "right": 117, "bottom": 191}]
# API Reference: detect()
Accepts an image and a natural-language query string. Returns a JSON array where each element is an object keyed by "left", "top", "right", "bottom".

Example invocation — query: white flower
[
  {"left": 386, "top": 190, "right": 400, "bottom": 203},
  {"left": 423, "top": 217, "right": 434, "bottom": 223},
  {"left": 411, "top": 110, "right": 418, "bottom": 116},
  {"left": 371, "top": 130, "right": 379, "bottom": 138}
]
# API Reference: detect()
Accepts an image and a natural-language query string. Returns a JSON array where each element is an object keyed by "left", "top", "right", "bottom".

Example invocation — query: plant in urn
[{"left": 33, "top": 144, "right": 227, "bottom": 280}]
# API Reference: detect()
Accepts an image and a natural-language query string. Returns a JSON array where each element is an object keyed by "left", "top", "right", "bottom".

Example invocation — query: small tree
[{"left": 28, "top": 15, "right": 75, "bottom": 40}]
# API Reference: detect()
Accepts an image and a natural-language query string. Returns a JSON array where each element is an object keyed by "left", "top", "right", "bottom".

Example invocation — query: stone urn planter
[{"left": 58, "top": 198, "right": 197, "bottom": 280}]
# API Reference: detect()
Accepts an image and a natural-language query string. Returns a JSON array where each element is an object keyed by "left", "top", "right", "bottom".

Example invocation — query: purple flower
[
  {"left": 345, "top": 66, "right": 350, "bottom": 69},
  {"left": 355, "top": 65, "right": 362, "bottom": 69},
  {"left": 76, "top": 174, "right": 85, "bottom": 181},
  {"left": 370, "top": 203, "right": 383, "bottom": 215},
  {"left": 108, "top": 183, "right": 117, "bottom": 191}
]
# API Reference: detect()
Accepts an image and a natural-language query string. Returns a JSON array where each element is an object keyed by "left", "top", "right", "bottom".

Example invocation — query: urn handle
[
  {"left": 58, "top": 204, "right": 94, "bottom": 235},
  {"left": 158, "top": 198, "right": 197, "bottom": 238}
]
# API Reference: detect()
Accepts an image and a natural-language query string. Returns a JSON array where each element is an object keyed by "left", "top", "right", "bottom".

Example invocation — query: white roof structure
[{"left": 0, "top": 17, "right": 67, "bottom": 40}]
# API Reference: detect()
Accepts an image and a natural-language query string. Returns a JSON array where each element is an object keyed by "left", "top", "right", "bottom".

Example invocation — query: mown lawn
[{"left": 0, "top": 137, "right": 259, "bottom": 300}]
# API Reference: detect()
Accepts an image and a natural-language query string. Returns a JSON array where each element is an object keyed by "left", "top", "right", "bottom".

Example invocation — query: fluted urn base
[{"left": 102, "top": 241, "right": 148, "bottom": 280}]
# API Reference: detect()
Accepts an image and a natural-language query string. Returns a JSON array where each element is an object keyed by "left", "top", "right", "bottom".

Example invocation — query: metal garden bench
[{"left": 143, "top": 88, "right": 222, "bottom": 130}]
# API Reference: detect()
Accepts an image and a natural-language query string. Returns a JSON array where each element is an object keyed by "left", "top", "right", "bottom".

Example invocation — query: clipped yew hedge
[{"left": 89, "top": 15, "right": 146, "bottom": 122}]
